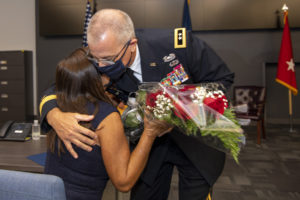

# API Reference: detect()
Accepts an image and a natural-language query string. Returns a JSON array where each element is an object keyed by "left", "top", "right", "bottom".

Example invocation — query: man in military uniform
[{"left": 40, "top": 9, "right": 234, "bottom": 200}]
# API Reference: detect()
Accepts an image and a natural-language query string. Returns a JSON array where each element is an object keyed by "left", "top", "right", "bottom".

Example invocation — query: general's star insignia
[{"left": 286, "top": 58, "right": 295, "bottom": 72}]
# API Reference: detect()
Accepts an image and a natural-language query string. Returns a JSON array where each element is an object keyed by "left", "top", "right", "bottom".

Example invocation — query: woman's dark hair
[{"left": 47, "top": 48, "right": 111, "bottom": 154}]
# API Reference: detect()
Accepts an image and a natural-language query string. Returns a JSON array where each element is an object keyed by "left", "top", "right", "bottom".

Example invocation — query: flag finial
[{"left": 282, "top": 4, "right": 288, "bottom": 12}]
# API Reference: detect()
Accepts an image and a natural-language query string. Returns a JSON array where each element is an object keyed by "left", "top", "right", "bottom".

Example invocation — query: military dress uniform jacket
[
  {"left": 132, "top": 29, "right": 234, "bottom": 186},
  {"left": 39, "top": 28, "right": 234, "bottom": 187}
]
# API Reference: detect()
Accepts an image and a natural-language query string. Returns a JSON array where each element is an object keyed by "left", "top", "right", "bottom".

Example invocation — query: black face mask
[
  {"left": 94, "top": 41, "right": 131, "bottom": 81},
  {"left": 95, "top": 59, "right": 127, "bottom": 81},
  {"left": 93, "top": 53, "right": 140, "bottom": 103}
]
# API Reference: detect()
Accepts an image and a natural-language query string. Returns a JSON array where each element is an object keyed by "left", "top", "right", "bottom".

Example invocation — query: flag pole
[
  {"left": 282, "top": 4, "right": 296, "bottom": 133},
  {"left": 288, "top": 89, "right": 295, "bottom": 132},
  {"left": 276, "top": 4, "right": 298, "bottom": 132}
]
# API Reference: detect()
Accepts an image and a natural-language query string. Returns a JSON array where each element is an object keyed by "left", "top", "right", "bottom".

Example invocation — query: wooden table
[
  {"left": 0, "top": 137, "right": 46, "bottom": 173},
  {"left": 0, "top": 137, "right": 125, "bottom": 200}
]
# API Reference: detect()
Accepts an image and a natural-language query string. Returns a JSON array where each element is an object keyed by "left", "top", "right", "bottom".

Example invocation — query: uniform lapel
[
  {"left": 137, "top": 32, "right": 168, "bottom": 82},
  {"left": 136, "top": 29, "right": 192, "bottom": 84}
]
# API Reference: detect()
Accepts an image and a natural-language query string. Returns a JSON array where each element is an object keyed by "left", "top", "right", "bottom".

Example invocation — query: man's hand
[{"left": 47, "top": 108, "right": 96, "bottom": 159}]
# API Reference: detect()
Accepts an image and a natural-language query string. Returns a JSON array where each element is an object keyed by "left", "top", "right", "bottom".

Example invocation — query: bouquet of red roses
[{"left": 122, "top": 82, "right": 245, "bottom": 163}]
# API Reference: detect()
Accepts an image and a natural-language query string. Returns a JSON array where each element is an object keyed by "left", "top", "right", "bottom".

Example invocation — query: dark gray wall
[
  {"left": 36, "top": 36, "right": 82, "bottom": 94},
  {"left": 196, "top": 31, "right": 300, "bottom": 123},
  {"left": 265, "top": 63, "right": 300, "bottom": 124},
  {"left": 196, "top": 30, "right": 300, "bottom": 86},
  {"left": 38, "top": 0, "right": 300, "bottom": 35},
  {"left": 97, "top": 0, "right": 300, "bottom": 30},
  {"left": 36, "top": 1, "right": 300, "bottom": 123}
]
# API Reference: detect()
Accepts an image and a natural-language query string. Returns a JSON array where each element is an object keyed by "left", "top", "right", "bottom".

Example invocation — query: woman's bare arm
[{"left": 96, "top": 112, "right": 171, "bottom": 192}]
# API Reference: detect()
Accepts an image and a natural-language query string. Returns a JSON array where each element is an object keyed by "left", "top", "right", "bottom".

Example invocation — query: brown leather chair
[{"left": 233, "top": 86, "right": 266, "bottom": 144}]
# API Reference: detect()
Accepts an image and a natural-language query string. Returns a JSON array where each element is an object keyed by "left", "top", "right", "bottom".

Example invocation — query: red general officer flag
[{"left": 276, "top": 12, "right": 298, "bottom": 95}]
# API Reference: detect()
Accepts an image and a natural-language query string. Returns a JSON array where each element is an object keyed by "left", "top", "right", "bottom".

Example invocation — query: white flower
[
  {"left": 190, "top": 87, "right": 206, "bottom": 103},
  {"left": 206, "top": 92, "right": 214, "bottom": 98}
]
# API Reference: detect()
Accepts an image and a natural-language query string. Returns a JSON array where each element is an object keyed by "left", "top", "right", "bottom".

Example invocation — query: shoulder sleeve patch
[{"left": 174, "top": 28, "right": 187, "bottom": 49}]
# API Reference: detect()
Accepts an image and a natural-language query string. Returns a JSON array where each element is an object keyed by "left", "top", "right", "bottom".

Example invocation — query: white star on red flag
[{"left": 286, "top": 58, "right": 295, "bottom": 72}]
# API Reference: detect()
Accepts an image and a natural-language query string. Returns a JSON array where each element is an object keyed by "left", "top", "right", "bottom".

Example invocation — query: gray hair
[{"left": 87, "top": 9, "right": 135, "bottom": 46}]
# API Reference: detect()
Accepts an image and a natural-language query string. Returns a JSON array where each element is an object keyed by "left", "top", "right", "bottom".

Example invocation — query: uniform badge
[
  {"left": 149, "top": 62, "right": 157, "bottom": 67},
  {"left": 163, "top": 53, "right": 176, "bottom": 62},
  {"left": 169, "top": 59, "right": 179, "bottom": 67},
  {"left": 174, "top": 28, "right": 187, "bottom": 49}
]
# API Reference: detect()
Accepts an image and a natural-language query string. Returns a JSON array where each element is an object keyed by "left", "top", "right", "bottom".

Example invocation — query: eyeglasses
[{"left": 86, "top": 40, "right": 131, "bottom": 66}]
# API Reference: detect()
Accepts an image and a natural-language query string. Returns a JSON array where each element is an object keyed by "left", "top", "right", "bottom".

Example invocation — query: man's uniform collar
[{"left": 129, "top": 45, "right": 142, "bottom": 82}]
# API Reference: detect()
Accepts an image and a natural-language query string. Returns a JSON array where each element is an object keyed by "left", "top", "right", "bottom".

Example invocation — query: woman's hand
[
  {"left": 47, "top": 108, "right": 97, "bottom": 159},
  {"left": 143, "top": 111, "right": 173, "bottom": 138}
]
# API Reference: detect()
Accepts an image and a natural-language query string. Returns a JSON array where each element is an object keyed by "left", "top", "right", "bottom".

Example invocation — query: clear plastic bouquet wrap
[{"left": 122, "top": 82, "right": 245, "bottom": 163}]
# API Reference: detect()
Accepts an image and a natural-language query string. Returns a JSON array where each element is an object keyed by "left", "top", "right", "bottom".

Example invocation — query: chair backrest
[
  {"left": 0, "top": 169, "right": 66, "bottom": 200},
  {"left": 233, "top": 86, "right": 266, "bottom": 115}
]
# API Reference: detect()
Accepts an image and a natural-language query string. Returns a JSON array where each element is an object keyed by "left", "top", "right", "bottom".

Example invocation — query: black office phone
[{"left": 0, "top": 121, "right": 32, "bottom": 141}]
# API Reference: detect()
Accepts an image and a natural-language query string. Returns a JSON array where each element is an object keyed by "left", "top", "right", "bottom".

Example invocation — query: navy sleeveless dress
[{"left": 44, "top": 101, "right": 118, "bottom": 200}]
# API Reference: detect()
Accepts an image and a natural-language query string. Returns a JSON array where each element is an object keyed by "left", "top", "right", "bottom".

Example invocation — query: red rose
[
  {"left": 215, "top": 94, "right": 228, "bottom": 110},
  {"left": 173, "top": 101, "right": 192, "bottom": 120},
  {"left": 177, "top": 86, "right": 196, "bottom": 104},
  {"left": 179, "top": 85, "right": 196, "bottom": 92},
  {"left": 203, "top": 95, "right": 227, "bottom": 114},
  {"left": 146, "top": 91, "right": 163, "bottom": 107}
]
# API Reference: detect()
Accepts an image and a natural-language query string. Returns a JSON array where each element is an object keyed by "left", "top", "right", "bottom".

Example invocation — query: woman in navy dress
[{"left": 44, "top": 48, "right": 171, "bottom": 200}]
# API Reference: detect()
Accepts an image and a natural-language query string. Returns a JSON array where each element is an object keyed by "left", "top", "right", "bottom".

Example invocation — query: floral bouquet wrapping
[{"left": 122, "top": 82, "right": 245, "bottom": 163}]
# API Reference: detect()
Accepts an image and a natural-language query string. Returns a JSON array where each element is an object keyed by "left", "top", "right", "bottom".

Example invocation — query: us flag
[
  {"left": 82, "top": 0, "right": 92, "bottom": 47},
  {"left": 182, "top": 0, "right": 192, "bottom": 31}
]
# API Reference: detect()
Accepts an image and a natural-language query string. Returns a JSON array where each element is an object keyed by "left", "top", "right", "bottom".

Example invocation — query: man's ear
[{"left": 129, "top": 38, "right": 138, "bottom": 52}]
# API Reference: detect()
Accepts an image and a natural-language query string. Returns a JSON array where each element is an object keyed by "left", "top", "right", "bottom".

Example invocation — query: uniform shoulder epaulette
[{"left": 174, "top": 28, "right": 187, "bottom": 49}]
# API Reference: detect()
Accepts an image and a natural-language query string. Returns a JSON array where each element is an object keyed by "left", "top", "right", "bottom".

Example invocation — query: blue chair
[{"left": 0, "top": 169, "right": 66, "bottom": 200}]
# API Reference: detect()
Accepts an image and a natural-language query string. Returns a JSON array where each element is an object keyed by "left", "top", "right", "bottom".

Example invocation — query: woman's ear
[{"left": 101, "top": 74, "right": 110, "bottom": 86}]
